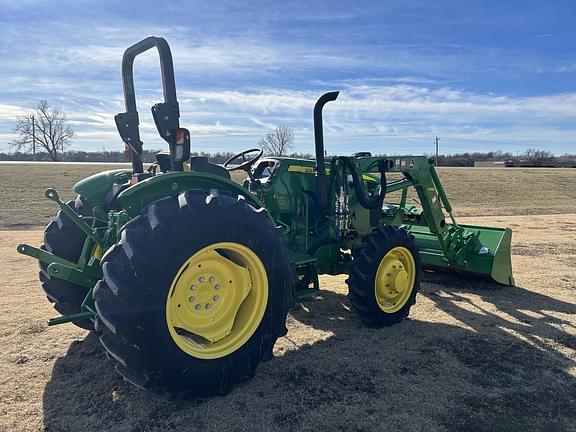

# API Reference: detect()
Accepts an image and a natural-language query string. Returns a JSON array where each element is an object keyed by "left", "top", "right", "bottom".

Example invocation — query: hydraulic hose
[{"left": 337, "top": 158, "right": 387, "bottom": 210}]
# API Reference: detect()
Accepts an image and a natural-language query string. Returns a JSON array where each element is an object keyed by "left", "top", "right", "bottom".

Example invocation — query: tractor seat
[
  {"left": 154, "top": 152, "right": 230, "bottom": 179},
  {"left": 155, "top": 150, "right": 171, "bottom": 172},
  {"left": 189, "top": 156, "right": 231, "bottom": 179}
]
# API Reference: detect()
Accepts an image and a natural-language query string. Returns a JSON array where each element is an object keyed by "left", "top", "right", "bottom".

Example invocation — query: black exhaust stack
[{"left": 314, "top": 91, "right": 339, "bottom": 210}]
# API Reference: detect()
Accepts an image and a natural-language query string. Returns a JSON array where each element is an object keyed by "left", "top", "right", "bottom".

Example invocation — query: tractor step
[{"left": 291, "top": 254, "right": 320, "bottom": 300}]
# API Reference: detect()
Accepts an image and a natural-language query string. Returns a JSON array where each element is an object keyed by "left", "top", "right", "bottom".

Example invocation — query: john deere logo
[{"left": 288, "top": 165, "right": 330, "bottom": 175}]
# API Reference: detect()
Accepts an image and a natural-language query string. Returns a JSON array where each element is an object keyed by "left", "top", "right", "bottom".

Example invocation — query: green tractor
[{"left": 17, "top": 37, "right": 514, "bottom": 397}]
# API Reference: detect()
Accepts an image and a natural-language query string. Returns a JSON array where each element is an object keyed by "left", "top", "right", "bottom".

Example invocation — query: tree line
[
  {"left": 429, "top": 150, "right": 576, "bottom": 167},
  {"left": 2, "top": 149, "right": 575, "bottom": 167}
]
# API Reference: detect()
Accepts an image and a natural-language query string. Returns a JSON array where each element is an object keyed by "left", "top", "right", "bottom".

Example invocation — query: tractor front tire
[
  {"left": 40, "top": 195, "right": 94, "bottom": 330},
  {"left": 347, "top": 226, "right": 421, "bottom": 327},
  {"left": 94, "top": 191, "right": 293, "bottom": 397}
]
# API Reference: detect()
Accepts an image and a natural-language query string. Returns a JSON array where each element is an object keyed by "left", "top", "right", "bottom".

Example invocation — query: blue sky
[{"left": 0, "top": 0, "right": 575, "bottom": 155}]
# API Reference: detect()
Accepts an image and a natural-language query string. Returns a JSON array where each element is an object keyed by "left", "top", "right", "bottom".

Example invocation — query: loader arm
[
  {"left": 323, "top": 154, "right": 513, "bottom": 286},
  {"left": 377, "top": 157, "right": 514, "bottom": 285}
]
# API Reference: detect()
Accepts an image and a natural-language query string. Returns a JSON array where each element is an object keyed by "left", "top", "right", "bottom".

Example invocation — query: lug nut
[
  {"left": 189, "top": 296, "right": 195, "bottom": 302},
  {"left": 213, "top": 295, "right": 219, "bottom": 301},
  {"left": 195, "top": 304, "right": 201, "bottom": 310},
  {"left": 209, "top": 276, "right": 215, "bottom": 283},
  {"left": 205, "top": 304, "right": 211, "bottom": 309},
  {"left": 199, "top": 276, "right": 205, "bottom": 283},
  {"left": 214, "top": 284, "right": 221, "bottom": 290},
  {"left": 190, "top": 284, "right": 197, "bottom": 291}
]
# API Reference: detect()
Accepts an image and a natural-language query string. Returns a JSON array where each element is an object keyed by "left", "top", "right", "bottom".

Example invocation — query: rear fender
[
  {"left": 73, "top": 169, "right": 133, "bottom": 208},
  {"left": 116, "top": 171, "right": 267, "bottom": 219}
]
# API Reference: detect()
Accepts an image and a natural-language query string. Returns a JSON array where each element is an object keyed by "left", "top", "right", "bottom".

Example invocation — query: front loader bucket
[{"left": 406, "top": 224, "right": 514, "bottom": 286}]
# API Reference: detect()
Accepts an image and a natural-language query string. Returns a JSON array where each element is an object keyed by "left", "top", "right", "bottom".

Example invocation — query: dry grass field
[
  {"left": 0, "top": 164, "right": 575, "bottom": 431},
  {"left": 1, "top": 164, "right": 575, "bottom": 228},
  {"left": 0, "top": 164, "right": 129, "bottom": 229}
]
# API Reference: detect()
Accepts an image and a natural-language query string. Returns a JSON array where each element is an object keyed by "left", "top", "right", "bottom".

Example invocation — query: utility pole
[
  {"left": 434, "top": 136, "right": 440, "bottom": 166},
  {"left": 31, "top": 114, "right": 36, "bottom": 157}
]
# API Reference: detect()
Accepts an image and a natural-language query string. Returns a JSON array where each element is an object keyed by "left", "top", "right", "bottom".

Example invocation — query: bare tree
[
  {"left": 524, "top": 148, "right": 554, "bottom": 161},
  {"left": 11, "top": 100, "right": 74, "bottom": 161},
  {"left": 258, "top": 126, "right": 294, "bottom": 156}
]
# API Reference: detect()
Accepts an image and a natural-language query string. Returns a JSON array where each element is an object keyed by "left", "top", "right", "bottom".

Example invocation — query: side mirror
[{"left": 172, "top": 128, "right": 191, "bottom": 163}]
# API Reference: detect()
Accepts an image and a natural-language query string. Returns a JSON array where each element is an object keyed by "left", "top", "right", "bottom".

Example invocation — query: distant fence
[
  {"left": 473, "top": 161, "right": 507, "bottom": 168},
  {"left": 474, "top": 159, "right": 576, "bottom": 168}
]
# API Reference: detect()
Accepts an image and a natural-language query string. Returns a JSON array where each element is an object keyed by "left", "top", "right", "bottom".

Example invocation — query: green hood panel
[{"left": 73, "top": 169, "right": 132, "bottom": 207}]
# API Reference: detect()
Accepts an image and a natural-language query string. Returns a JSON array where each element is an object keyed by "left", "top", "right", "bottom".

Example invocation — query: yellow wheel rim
[
  {"left": 374, "top": 246, "right": 416, "bottom": 313},
  {"left": 166, "top": 242, "right": 268, "bottom": 360}
]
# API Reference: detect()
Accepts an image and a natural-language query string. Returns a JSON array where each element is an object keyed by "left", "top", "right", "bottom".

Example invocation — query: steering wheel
[{"left": 223, "top": 148, "right": 263, "bottom": 172}]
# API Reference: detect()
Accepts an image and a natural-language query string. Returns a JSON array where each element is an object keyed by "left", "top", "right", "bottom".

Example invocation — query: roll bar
[{"left": 114, "top": 36, "right": 181, "bottom": 173}]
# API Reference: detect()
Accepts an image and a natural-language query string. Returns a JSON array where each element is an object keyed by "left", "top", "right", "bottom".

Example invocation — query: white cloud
[
  {"left": 177, "top": 85, "right": 576, "bottom": 125},
  {"left": 556, "top": 64, "right": 576, "bottom": 73},
  {"left": 0, "top": 103, "right": 28, "bottom": 120},
  {"left": 3, "top": 83, "right": 576, "bottom": 154}
]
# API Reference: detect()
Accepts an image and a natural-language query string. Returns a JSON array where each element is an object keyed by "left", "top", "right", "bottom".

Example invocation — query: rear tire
[
  {"left": 94, "top": 190, "right": 293, "bottom": 397},
  {"left": 40, "top": 195, "right": 94, "bottom": 330},
  {"left": 347, "top": 226, "right": 420, "bottom": 327}
]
